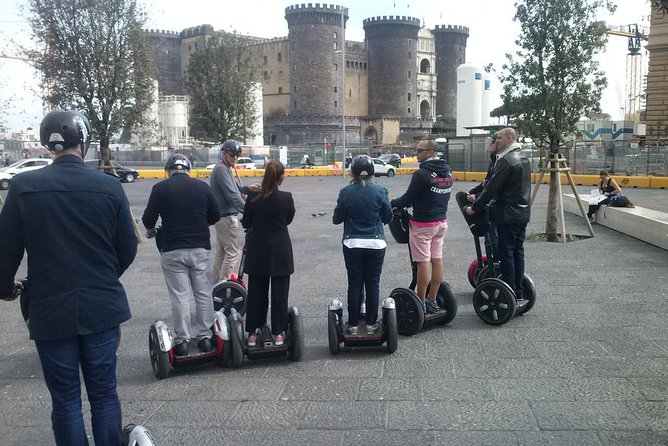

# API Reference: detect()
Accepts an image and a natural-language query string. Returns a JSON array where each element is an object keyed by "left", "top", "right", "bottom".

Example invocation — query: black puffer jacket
[{"left": 471, "top": 144, "right": 531, "bottom": 224}]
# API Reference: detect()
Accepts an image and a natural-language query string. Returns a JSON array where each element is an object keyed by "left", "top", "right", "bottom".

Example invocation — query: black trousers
[
  {"left": 343, "top": 246, "right": 386, "bottom": 326},
  {"left": 496, "top": 223, "right": 527, "bottom": 297},
  {"left": 246, "top": 274, "right": 290, "bottom": 335}
]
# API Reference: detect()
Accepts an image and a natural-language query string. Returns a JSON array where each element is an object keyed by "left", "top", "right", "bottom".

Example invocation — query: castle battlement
[
  {"left": 285, "top": 3, "right": 347, "bottom": 13},
  {"left": 433, "top": 24, "right": 470, "bottom": 35},
  {"left": 145, "top": 29, "right": 180, "bottom": 37},
  {"left": 363, "top": 16, "right": 421, "bottom": 26},
  {"left": 180, "top": 24, "right": 214, "bottom": 38}
]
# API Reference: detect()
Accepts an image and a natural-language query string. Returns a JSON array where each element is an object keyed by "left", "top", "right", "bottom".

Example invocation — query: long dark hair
[{"left": 254, "top": 160, "right": 284, "bottom": 200}]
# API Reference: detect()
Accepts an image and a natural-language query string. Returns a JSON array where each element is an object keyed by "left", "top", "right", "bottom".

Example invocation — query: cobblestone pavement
[{"left": 1, "top": 176, "right": 667, "bottom": 445}]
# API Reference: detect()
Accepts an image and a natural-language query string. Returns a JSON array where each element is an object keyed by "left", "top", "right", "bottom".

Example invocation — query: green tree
[
  {"left": 653, "top": 0, "right": 668, "bottom": 12},
  {"left": 500, "top": 0, "right": 614, "bottom": 242},
  {"left": 25, "top": 0, "right": 155, "bottom": 162},
  {"left": 184, "top": 32, "right": 260, "bottom": 142}
]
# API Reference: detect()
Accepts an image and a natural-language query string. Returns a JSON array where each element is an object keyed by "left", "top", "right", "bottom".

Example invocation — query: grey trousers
[
  {"left": 212, "top": 215, "right": 241, "bottom": 282},
  {"left": 160, "top": 248, "right": 214, "bottom": 343}
]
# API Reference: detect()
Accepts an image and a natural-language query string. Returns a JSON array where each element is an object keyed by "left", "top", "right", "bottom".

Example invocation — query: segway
[
  {"left": 387, "top": 208, "right": 458, "bottom": 336},
  {"left": 327, "top": 296, "right": 398, "bottom": 354},
  {"left": 455, "top": 191, "right": 537, "bottom": 325},
  {"left": 212, "top": 233, "right": 249, "bottom": 317},
  {"left": 148, "top": 310, "right": 232, "bottom": 379},
  {"left": 227, "top": 306, "right": 304, "bottom": 365}
]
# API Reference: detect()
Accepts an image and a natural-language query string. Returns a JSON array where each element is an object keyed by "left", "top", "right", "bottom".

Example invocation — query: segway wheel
[
  {"left": 435, "top": 282, "right": 458, "bottom": 325},
  {"left": 390, "top": 288, "right": 424, "bottom": 336},
  {"left": 148, "top": 325, "right": 170, "bottom": 379},
  {"left": 217, "top": 337, "right": 231, "bottom": 367},
  {"left": 212, "top": 281, "right": 248, "bottom": 317},
  {"left": 229, "top": 317, "right": 244, "bottom": 368},
  {"left": 287, "top": 307, "right": 304, "bottom": 361},
  {"left": 473, "top": 278, "right": 516, "bottom": 326},
  {"left": 517, "top": 274, "right": 537, "bottom": 315},
  {"left": 384, "top": 308, "right": 398, "bottom": 354},
  {"left": 477, "top": 262, "right": 501, "bottom": 282},
  {"left": 327, "top": 310, "right": 341, "bottom": 355},
  {"left": 467, "top": 255, "right": 489, "bottom": 288}
]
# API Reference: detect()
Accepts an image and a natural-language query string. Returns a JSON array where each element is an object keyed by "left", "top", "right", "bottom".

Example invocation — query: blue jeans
[
  {"left": 35, "top": 327, "right": 121, "bottom": 446},
  {"left": 496, "top": 223, "right": 527, "bottom": 297},
  {"left": 343, "top": 246, "right": 385, "bottom": 326}
]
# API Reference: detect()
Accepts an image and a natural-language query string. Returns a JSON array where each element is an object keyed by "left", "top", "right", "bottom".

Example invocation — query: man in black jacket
[
  {"left": 391, "top": 139, "right": 454, "bottom": 313},
  {"left": 466, "top": 128, "right": 531, "bottom": 298},
  {"left": 0, "top": 110, "right": 137, "bottom": 446},
  {"left": 143, "top": 154, "right": 220, "bottom": 355}
]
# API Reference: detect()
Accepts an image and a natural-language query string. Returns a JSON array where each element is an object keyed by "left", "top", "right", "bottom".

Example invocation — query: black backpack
[{"left": 611, "top": 195, "right": 635, "bottom": 208}]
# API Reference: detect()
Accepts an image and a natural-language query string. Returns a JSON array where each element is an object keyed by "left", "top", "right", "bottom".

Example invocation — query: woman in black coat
[{"left": 241, "top": 161, "right": 295, "bottom": 346}]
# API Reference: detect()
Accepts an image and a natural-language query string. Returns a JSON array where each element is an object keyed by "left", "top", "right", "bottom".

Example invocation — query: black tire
[
  {"left": 212, "top": 281, "right": 248, "bottom": 317},
  {"left": 327, "top": 310, "right": 340, "bottom": 355},
  {"left": 390, "top": 288, "right": 424, "bottom": 336},
  {"left": 517, "top": 274, "right": 537, "bottom": 315},
  {"left": 0, "top": 178, "right": 10, "bottom": 190},
  {"left": 473, "top": 278, "right": 516, "bottom": 325},
  {"left": 387, "top": 169, "right": 395, "bottom": 177},
  {"left": 148, "top": 325, "right": 170, "bottom": 379},
  {"left": 229, "top": 316, "right": 244, "bottom": 368},
  {"left": 288, "top": 307, "right": 304, "bottom": 361},
  {"left": 124, "top": 173, "right": 135, "bottom": 183},
  {"left": 385, "top": 308, "right": 398, "bottom": 353},
  {"left": 435, "top": 281, "right": 458, "bottom": 325}
]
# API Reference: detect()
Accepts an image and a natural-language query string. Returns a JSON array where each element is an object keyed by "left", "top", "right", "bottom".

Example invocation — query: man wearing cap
[
  {"left": 466, "top": 131, "right": 501, "bottom": 255},
  {"left": 466, "top": 127, "right": 531, "bottom": 299}
]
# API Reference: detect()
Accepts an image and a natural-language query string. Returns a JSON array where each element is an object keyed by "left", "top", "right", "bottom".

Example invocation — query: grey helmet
[
  {"left": 221, "top": 139, "right": 242, "bottom": 156},
  {"left": 351, "top": 155, "right": 375, "bottom": 177},
  {"left": 164, "top": 154, "right": 191, "bottom": 177}
]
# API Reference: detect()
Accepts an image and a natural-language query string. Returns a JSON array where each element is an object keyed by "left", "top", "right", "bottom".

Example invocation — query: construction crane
[{"left": 606, "top": 24, "right": 649, "bottom": 121}]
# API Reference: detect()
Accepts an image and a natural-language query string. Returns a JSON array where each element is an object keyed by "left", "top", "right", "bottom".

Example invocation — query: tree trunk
[{"left": 545, "top": 157, "right": 560, "bottom": 242}]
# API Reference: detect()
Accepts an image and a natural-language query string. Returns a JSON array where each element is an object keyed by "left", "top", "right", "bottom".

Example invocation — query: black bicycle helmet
[
  {"left": 40, "top": 110, "right": 92, "bottom": 156},
  {"left": 164, "top": 153, "right": 191, "bottom": 177},
  {"left": 388, "top": 207, "right": 411, "bottom": 244},
  {"left": 221, "top": 139, "right": 242, "bottom": 156},
  {"left": 350, "top": 154, "right": 374, "bottom": 177}
]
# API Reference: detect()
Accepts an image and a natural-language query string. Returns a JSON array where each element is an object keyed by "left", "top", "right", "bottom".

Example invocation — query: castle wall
[
  {"left": 364, "top": 16, "right": 421, "bottom": 118},
  {"left": 433, "top": 25, "right": 469, "bottom": 130},
  {"left": 146, "top": 30, "right": 183, "bottom": 95},
  {"left": 252, "top": 39, "right": 291, "bottom": 117},
  {"left": 646, "top": 6, "right": 668, "bottom": 137}
]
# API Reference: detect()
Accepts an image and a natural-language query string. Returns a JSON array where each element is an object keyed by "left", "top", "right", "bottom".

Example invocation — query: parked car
[
  {"left": 0, "top": 158, "right": 53, "bottom": 190},
  {"left": 371, "top": 158, "right": 396, "bottom": 177},
  {"left": 378, "top": 153, "right": 401, "bottom": 168},
  {"left": 84, "top": 159, "right": 139, "bottom": 183},
  {"left": 235, "top": 157, "right": 256, "bottom": 169}
]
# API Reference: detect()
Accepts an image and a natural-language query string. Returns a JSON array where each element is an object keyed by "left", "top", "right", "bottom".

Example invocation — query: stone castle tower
[{"left": 433, "top": 25, "right": 469, "bottom": 131}]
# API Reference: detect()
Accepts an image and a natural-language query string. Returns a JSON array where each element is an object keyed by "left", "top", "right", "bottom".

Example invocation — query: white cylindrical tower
[
  {"left": 480, "top": 71, "right": 491, "bottom": 127},
  {"left": 456, "top": 63, "right": 483, "bottom": 137}
]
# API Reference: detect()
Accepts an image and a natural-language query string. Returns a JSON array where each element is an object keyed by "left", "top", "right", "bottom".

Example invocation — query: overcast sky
[{"left": 0, "top": 0, "right": 651, "bottom": 132}]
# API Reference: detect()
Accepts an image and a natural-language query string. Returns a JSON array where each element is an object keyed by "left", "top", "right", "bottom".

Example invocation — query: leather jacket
[{"left": 471, "top": 144, "right": 531, "bottom": 224}]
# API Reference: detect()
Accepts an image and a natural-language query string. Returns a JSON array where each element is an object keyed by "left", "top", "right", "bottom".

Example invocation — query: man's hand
[
  {"left": 2, "top": 281, "right": 23, "bottom": 301},
  {"left": 146, "top": 228, "right": 157, "bottom": 239},
  {"left": 465, "top": 206, "right": 475, "bottom": 216},
  {"left": 466, "top": 194, "right": 476, "bottom": 203}
]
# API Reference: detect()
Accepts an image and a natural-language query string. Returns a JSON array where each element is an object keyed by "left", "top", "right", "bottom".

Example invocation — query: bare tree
[
  {"left": 25, "top": 0, "right": 155, "bottom": 162},
  {"left": 184, "top": 32, "right": 260, "bottom": 142}
]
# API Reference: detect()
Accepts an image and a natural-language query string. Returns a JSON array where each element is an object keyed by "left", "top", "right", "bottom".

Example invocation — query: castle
[{"left": 145, "top": 3, "right": 469, "bottom": 147}]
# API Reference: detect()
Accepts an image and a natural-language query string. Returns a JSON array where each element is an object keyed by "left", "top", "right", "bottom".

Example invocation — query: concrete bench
[{"left": 563, "top": 194, "right": 668, "bottom": 250}]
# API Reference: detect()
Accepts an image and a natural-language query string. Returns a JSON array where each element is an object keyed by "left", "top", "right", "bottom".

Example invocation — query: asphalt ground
[{"left": 1, "top": 175, "right": 667, "bottom": 445}]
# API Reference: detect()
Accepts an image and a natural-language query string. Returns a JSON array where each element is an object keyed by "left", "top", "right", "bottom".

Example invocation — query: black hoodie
[{"left": 391, "top": 158, "right": 454, "bottom": 222}]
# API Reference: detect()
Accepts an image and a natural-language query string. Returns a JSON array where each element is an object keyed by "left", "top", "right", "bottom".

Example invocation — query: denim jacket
[{"left": 332, "top": 179, "right": 392, "bottom": 241}]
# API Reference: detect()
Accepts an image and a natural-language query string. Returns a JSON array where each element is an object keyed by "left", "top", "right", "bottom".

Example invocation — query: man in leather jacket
[{"left": 466, "top": 128, "right": 531, "bottom": 298}]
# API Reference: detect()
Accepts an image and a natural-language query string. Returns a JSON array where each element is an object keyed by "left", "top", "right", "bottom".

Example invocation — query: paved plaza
[{"left": 1, "top": 175, "right": 667, "bottom": 445}]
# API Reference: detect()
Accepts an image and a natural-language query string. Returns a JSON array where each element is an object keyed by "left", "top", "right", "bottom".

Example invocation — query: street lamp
[{"left": 340, "top": 7, "right": 346, "bottom": 177}]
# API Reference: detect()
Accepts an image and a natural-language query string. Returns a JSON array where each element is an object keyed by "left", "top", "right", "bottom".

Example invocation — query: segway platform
[
  {"left": 228, "top": 306, "right": 304, "bottom": 366},
  {"left": 148, "top": 311, "right": 232, "bottom": 379},
  {"left": 327, "top": 298, "right": 398, "bottom": 354}
]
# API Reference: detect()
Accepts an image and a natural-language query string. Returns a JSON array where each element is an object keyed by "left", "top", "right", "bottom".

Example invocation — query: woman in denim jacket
[{"left": 333, "top": 155, "right": 393, "bottom": 335}]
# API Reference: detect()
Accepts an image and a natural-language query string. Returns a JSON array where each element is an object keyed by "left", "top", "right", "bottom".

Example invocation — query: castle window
[
  {"left": 293, "top": 85, "right": 297, "bottom": 93},
  {"left": 334, "top": 42, "right": 337, "bottom": 50},
  {"left": 346, "top": 61, "right": 350, "bottom": 68},
  {"left": 263, "top": 71, "right": 269, "bottom": 80},
  {"left": 263, "top": 55, "right": 267, "bottom": 65},
  {"left": 293, "top": 41, "right": 296, "bottom": 50},
  {"left": 278, "top": 52, "right": 282, "bottom": 62},
  {"left": 408, "top": 51, "right": 411, "bottom": 59},
  {"left": 334, "top": 101, "right": 338, "bottom": 108},
  {"left": 408, "top": 93, "right": 411, "bottom": 101},
  {"left": 408, "top": 107, "right": 411, "bottom": 113},
  {"left": 334, "top": 64, "right": 338, "bottom": 71},
  {"left": 293, "top": 63, "right": 297, "bottom": 71},
  {"left": 420, "top": 59, "right": 431, "bottom": 74},
  {"left": 349, "top": 89, "right": 352, "bottom": 97},
  {"left": 278, "top": 87, "right": 283, "bottom": 94},
  {"left": 334, "top": 32, "right": 337, "bottom": 39},
  {"left": 364, "top": 63, "right": 367, "bottom": 70},
  {"left": 188, "top": 45, "right": 192, "bottom": 52},
  {"left": 408, "top": 71, "right": 411, "bottom": 79},
  {"left": 294, "top": 100, "right": 297, "bottom": 110},
  {"left": 334, "top": 86, "right": 338, "bottom": 93}
]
